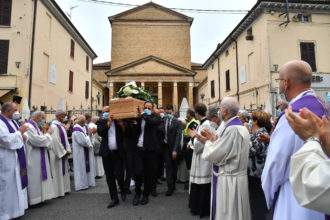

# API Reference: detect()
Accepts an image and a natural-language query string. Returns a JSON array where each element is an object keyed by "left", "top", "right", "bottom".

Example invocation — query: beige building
[
  {"left": 99, "top": 2, "right": 207, "bottom": 111},
  {"left": 0, "top": 0, "right": 97, "bottom": 119},
  {"left": 202, "top": 0, "right": 330, "bottom": 115}
]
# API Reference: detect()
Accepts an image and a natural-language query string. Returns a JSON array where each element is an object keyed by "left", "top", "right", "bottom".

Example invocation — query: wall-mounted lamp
[
  {"left": 15, "top": 61, "right": 21, "bottom": 69},
  {"left": 200, "top": 93, "right": 205, "bottom": 102},
  {"left": 273, "top": 64, "right": 279, "bottom": 72}
]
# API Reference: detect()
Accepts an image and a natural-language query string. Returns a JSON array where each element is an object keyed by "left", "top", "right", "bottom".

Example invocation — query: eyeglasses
[{"left": 275, "top": 78, "right": 285, "bottom": 82}]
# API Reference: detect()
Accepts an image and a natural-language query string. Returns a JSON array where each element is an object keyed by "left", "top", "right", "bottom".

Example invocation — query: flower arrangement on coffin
[{"left": 113, "top": 81, "right": 157, "bottom": 104}]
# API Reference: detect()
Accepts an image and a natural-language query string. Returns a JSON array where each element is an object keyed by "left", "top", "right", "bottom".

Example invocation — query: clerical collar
[{"left": 289, "top": 89, "right": 314, "bottom": 105}]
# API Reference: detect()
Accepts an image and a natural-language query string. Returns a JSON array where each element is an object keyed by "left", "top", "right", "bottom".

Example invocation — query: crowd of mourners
[{"left": 0, "top": 60, "right": 329, "bottom": 220}]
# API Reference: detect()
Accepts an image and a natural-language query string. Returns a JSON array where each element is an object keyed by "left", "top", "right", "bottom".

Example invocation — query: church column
[
  {"left": 173, "top": 82, "right": 178, "bottom": 112},
  {"left": 158, "top": 82, "right": 162, "bottom": 107},
  {"left": 188, "top": 82, "right": 194, "bottom": 107},
  {"left": 141, "top": 82, "right": 145, "bottom": 89},
  {"left": 109, "top": 82, "right": 114, "bottom": 100}
]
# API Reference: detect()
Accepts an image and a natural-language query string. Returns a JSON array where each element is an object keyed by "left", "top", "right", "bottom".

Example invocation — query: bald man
[{"left": 261, "top": 60, "right": 329, "bottom": 220}]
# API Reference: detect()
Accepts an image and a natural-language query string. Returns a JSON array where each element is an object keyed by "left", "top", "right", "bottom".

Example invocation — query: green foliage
[{"left": 113, "top": 85, "right": 157, "bottom": 104}]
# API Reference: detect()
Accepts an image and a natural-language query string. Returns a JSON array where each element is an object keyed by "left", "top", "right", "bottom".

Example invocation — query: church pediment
[
  {"left": 109, "top": 2, "right": 193, "bottom": 24},
  {"left": 108, "top": 56, "right": 196, "bottom": 76}
]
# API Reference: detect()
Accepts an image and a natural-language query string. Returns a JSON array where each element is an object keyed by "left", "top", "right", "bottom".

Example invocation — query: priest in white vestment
[
  {"left": 89, "top": 117, "right": 104, "bottom": 177},
  {"left": 261, "top": 60, "right": 325, "bottom": 220},
  {"left": 0, "top": 102, "right": 28, "bottom": 220},
  {"left": 25, "top": 111, "right": 55, "bottom": 205},
  {"left": 285, "top": 106, "right": 330, "bottom": 215},
  {"left": 201, "top": 97, "right": 251, "bottom": 220},
  {"left": 72, "top": 115, "right": 95, "bottom": 191},
  {"left": 49, "top": 109, "right": 71, "bottom": 197}
]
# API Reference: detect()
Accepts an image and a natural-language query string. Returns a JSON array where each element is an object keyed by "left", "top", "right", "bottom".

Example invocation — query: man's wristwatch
[{"left": 305, "top": 136, "right": 321, "bottom": 145}]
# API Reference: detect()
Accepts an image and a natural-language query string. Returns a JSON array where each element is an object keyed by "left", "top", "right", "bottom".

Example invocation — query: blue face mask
[
  {"left": 144, "top": 109, "right": 151, "bottom": 115},
  {"left": 39, "top": 120, "right": 46, "bottom": 127},
  {"left": 160, "top": 113, "right": 165, "bottom": 117},
  {"left": 102, "top": 112, "right": 109, "bottom": 120},
  {"left": 166, "top": 114, "right": 173, "bottom": 119},
  {"left": 276, "top": 109, "right": 282, "bottom": 117},
  {"left": 248, "top": 120, "right": 252, "bottom": 129},
  {"left": 217, "top": 111, "right": 222, "bottom": 120}
]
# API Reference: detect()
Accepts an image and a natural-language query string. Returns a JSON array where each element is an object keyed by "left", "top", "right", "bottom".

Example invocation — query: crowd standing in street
[{"left": 0, "top": 60, "right": 329, "bottom": 220}]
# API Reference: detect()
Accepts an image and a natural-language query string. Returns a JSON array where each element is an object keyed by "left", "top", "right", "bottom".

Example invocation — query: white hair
[
  {"left": 76, "top": 115, "right": 86, "bottom": 124},
  {"left": 55, "top": 109, "right": 66, "bottom": 117},
  {"left": 221, "top": 97, "right": 239, "bottom": 116},
  {"left": 31, "top": 111, "right": 43, "bottom": 120}
]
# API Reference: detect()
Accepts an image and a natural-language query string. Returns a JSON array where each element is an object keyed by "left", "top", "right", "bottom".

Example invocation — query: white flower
[
  {"left": 123, "top": 87, "right": 132, "bottom": 96},
  {"left": 125, "top": 81, "right": 137, "bottom": 87},
  {"left": 132, "top": 89, "right": 139, "bottom": 94}
]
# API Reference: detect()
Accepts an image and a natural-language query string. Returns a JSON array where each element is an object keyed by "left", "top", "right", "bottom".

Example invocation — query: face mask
[
  {"left": 185, "top": 115, "right": 188, "bottom": 120},
  {"left": 64, "top": 116, "right": 68, "bottom": 121},
  {"left": 160, "top": 113, "right": 165, "bottom": 117},
  {"left": 12, "top": 111, "right": 20, "bottom": 120},
  {"left": 217, "top": 111, "right": 222, "bottom": 120},
  {"left": 39, "top": 120, "right": 46, "bottom": 127},
  {"left": 278, "top": 87, "right": 288, "bottom": 103},
  {"left": 166, "top": 114, "right": 173, "bottom": 119},
  {"left": 276, "top": 109, "right": 282, "bottom": 117},
  {"left": 102, "top": 112, "right": 109, "bottom": 119},
  {"left": 248, "top": 120, "right": 252, "bottom": 129},
  {"left": 144, "top": 109, "right": 151, "bottom": 115}
]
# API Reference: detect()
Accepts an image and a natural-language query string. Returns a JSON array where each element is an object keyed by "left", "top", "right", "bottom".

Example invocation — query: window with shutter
[
  {"left": 86, "top": 56, "right": 89, "bottom": 71},
  {"left": 70, "top": 39, "right": 75, "bottom": 58},
  {"left": 211, "top": 80, "right": 215, "bottom": 98},
  {"left": 0, "top": 0, "right": 12, "bottom": 26},
  {"left": 0, "top": 40, "right": 9, "bottom": 75},
  {"left": 300, "top": 42, "right": 316, "bottom": 72},
  {"left": 226, "top": 70, "right": 230, "bottom": 91},
  {"left": 85, "top": 81, "right": 89, "bottom": 99},
  {"left": 69, "top": 71, "right": 73, "bottom": 92}
]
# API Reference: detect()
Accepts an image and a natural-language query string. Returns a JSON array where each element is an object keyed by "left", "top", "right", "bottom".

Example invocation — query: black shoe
[
  {"left": 120, "top": 191, "right": 126, "bottom": 202},
  {"left": 107, "top": 199, "right": 119, "bottom": 208},
  {"left": 140, "top": 196, "right": 149, "bottom": 205},
  {"left": 133, "top": 194, "right": 141, "bottom": 206},
  {"left": 165, "top": 189, "right": 174, "bottom": 196},
  {"left": 151, "top": 190, "right": 158, "bottom": 197}
]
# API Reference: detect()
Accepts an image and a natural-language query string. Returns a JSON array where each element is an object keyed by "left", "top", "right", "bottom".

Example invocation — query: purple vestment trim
[
  {"left": 28, "top": 121, "right": 47, "bottom": 181},
  {"left": 73, "top": 126, "right": 90, "bottom": 173},
  {"left": 211, "top": 117, "right": 243, "bottom": 220},
  {"left": 0, "top": 114, "right": 28, "bottom": 189},
  {"left": 55, "top": 123, "right": 67, "bottom": 176}
]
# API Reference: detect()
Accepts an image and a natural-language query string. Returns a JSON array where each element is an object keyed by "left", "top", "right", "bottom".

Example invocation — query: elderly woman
[{"left": 248, "top": 110, "right": 271, "bottom": 220}]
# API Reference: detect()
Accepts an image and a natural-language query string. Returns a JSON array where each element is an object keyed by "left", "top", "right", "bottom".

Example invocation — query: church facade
[{"left": 94, "top": 2, "right": 206, "bottom": 111}]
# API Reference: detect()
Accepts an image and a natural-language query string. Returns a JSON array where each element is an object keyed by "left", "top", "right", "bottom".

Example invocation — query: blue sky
[{"left": 55, "top": 0, "right": 257, "bottom": 64}]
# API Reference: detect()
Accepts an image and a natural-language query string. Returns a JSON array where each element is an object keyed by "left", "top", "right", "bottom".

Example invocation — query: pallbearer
[
  {"left": 0, "top": 102, "right": 28, "bottom": 219},
  {"left": 72, "top": 115, "right": 95, "bottom": 191},
  {"left": 25, "top": 111, "right": 55, "bottom": 205}
]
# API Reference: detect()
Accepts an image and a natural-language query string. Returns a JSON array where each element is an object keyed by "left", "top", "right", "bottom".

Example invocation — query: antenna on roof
[{"left": 66, "top": 5, "right": 79, "bottom": 20}]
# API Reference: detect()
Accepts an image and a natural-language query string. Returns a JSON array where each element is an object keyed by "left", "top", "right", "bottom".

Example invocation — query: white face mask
[
  {"left": 278, "top": 87, "right": 288, "bottom": 103},
  {"left": 12, "top": 111, "right": 20, "bottom": 120}
]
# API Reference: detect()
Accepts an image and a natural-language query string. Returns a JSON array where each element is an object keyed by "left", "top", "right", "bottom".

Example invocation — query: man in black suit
[
  {"left": 96, "top": 106, "right": 126, "bottom": 208},
  {"left": 162, "top": 105, "right": 182, "bottom": 196},
  {"left": 131, "top": 101, "right": 161, "bottom": 206}
]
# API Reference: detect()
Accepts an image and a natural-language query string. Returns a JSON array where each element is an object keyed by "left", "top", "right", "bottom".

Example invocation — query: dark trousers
[
  {"left": 163, "top": 143, "right": 177, "bottom": 190},
  {"left": 124, "top": 151, "right": 134, "bottom": 192},
  {"left": 102, "top": 150, "right": 124, "bottom": 201},
  {"left": 133, "top": 147, "right": 156, "bottom": 197},
  {"left": 183, "top": 136, "right": 193, "bottom": 170},
  {"left": 248, "top": 175, "right": 268, "bottom": 220}
]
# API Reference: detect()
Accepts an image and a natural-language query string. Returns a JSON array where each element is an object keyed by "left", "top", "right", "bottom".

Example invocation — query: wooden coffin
[{"left": 109, "top": 97, "right": 145, "bottom": 119}]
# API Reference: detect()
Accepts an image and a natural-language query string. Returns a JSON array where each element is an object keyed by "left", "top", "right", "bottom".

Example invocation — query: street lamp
[{"left": 200, "top": 93, "right": 205, "bottom": 102}]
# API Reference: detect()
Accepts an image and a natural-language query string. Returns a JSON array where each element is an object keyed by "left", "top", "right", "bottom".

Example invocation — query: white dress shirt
[{"left": 108, "top": 122, "right": 118, "bottom": 150}]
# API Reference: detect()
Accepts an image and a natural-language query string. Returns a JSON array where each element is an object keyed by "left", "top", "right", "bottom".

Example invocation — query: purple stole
[
  {"left": 273, "top": 93, "right": 330, "bottom": 217},
  {"left": 73, "top": 126, "right": 90, "bottom": 173},
  {"left": 275, "top": 94, "right": 329, "bottom": 129},
  {"left": 54, "top": 123, "right": 68, "bottom": 176},
  {"left": 28, "top": 121, "right": 48, "bottom": 181},
  {"left": 211, "top": 117, "right": 244, "bottom": 220},
  {"left": 0, "top": 114, "right": 28, "bottom": 189}
]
